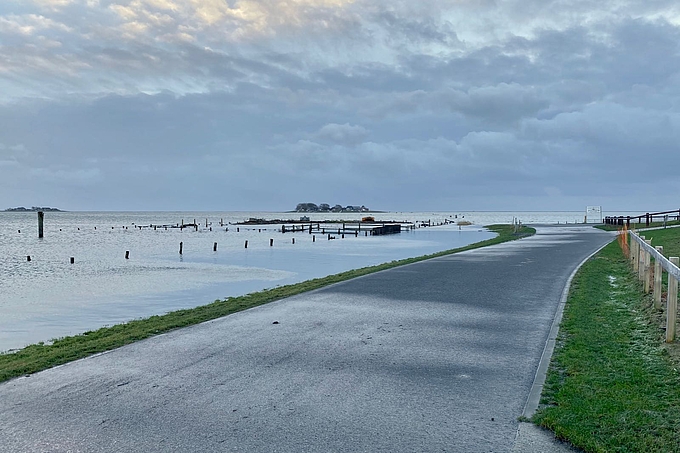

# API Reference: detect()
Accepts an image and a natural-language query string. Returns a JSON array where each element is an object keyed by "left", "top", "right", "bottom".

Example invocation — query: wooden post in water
[
  {"left": 245, "top": 240, "right": 248, "bottom": 248},
  {"left": 179, "top": 242, "right": 183, "bottom": 254},
  {"left": 667, "top": 257, "right": 679, "bottom": 342},
  {"left": 70, "top": 257, "right": 75, "bottom": 264},
  {"left": 654, "top": 246, "right": 664, "bottom": 308},
  {"left": 38, "top": 211, "right": 44, "bottom": 238},
  {"left": 27, "top": 256, "right": 31, "bottom": 262},
  {"left": 313, "top": 235, "right": 315, "bottom": 242},
  {"left": 125, "top": 251, "right": 130, "bottom": 259},
  {"left": 213, "top": 242, "right": 217, "bottom": 252},
  {"left": 292, "top": 238, "right": 295, "bottom": 244},
  {"left": 270, "top": 238, "right": 274, "bottom": 247}
]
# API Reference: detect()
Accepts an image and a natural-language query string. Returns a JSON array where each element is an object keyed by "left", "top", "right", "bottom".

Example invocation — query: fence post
[
  {"left": 654, "top": 246, "right": 664, "bottom": 308},
  {"left": 631, "top": 233, "right": 638, "bottom": 270},
  {"left": 667, "top": 257, "right": 679, "bottom": 343},
  {"left": 644, "top": 239, "right": 652, "bottom": 293},
  {"left": 638, "top": 236, "right": 646, "bottom": 281}
]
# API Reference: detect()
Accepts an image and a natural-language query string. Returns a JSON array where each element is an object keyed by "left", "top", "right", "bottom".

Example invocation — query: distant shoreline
[{"left": 3, "top": 207, "right": 63, "bottom": 212}]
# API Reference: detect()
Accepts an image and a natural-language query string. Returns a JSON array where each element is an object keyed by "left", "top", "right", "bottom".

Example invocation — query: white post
[
  {"left": 654, "top": 246, "right": 664, "bottom": 309},
  {"left": 667, "top": 257, "right": 678, "bottom": 343}
]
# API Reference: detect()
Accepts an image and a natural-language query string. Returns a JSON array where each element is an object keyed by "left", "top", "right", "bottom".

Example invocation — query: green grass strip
[
  {"left": 595, "top": 220, "right": 680, "bottom": 232},
  {"left": 534, "top": 241, "right": 680, "bottom": 453},
  {"left": 0, "top": 224, "right": 534, "bottom": 383},
  {"left": 643, "top": 227, "right": 680, "bottom": 261}
]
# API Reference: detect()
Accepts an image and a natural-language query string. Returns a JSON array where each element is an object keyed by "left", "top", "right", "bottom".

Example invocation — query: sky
[{"left": 1, "top": 0, "right": 679, "bottom": 212}]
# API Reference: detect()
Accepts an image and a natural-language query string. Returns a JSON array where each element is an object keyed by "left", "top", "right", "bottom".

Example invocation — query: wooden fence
[
  {"left": 627, "top": 230, "right": 679, "bottom": 342},
  {"left": 605, "top": 209, "right": 680, "bottom": 227}
]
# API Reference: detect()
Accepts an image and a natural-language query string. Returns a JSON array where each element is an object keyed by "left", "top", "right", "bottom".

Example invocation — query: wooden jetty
[{"left": 278, "top": 221, "right": 414, "bottom": 236}]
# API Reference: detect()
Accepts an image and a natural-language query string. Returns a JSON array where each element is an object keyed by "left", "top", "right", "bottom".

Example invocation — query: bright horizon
[{"left": 2, "top": 1, "right": 679, "bottom": 211}]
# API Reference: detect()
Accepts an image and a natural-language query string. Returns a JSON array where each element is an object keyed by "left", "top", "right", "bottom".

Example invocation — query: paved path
[{"left": 0, "top": 226, "right": 614, "bottom": 452}]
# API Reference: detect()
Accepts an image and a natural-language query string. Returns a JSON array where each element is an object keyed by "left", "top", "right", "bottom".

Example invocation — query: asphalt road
[{"left": 0, "top": 225, "right": 614, "bottom": 452}]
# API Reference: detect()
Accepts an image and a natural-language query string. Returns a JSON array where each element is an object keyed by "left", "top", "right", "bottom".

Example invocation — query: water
[{"left": 1, "top": 210, "right": 588, "bottom": 352}]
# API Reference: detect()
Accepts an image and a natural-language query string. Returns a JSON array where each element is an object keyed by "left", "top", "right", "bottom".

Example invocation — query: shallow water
[{"left": 0, "top": 210, "right": 595, "bottom": 351}]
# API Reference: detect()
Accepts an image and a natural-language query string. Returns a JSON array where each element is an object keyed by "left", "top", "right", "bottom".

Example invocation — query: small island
[
  {"left": 295, "top": 203, "right": 372, "bottom": 213},
  {"left": 4, "top": 206, "right": 63, "bottom": 212}
]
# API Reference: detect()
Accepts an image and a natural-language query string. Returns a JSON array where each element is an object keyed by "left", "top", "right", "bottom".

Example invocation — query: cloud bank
[{"left": 1, "top": 0, "right": 679, "bottom": 211}]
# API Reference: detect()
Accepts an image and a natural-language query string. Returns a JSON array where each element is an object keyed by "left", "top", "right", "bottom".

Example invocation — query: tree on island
[
  {"left": 294, "top": 203, "right": 370, "bottom": 213},
  {"left": 295, "top": 203, "right": 319, "bottom": 212}
]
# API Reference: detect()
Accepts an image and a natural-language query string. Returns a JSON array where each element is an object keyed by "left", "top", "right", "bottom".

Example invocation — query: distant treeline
[
  {"left": 295, "top": 203, "right": 370, "bottom": 213},
  {"left": 4, "top": 206, "right": 62, "bottom": 212}
]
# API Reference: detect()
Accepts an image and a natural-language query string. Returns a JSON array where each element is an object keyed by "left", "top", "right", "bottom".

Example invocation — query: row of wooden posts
[
  {"left": 627, "top": 230, "right": 678, "bottom": 342},
  {"left": 177, "top": 235, "right": 345, "bottom": 253},
  {"left": 24, "top": 233, "right": 349, "bottom": 262},
  {"left": 31, "top": 212, "right": 425, "bottom": 238}
]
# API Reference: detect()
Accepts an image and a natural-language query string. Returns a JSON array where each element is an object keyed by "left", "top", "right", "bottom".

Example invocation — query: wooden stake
[
  {"left": 654, "top": 246, "right": 664, "bottom": 308},
  {"left": 213, "top": 242, "right": 217, "bottom": 252},
  {"left": 245, "top": 240, "right": 248, "bottom": 248},
  {"left": 644, "top": 240, "right": 652, "bottom": 292},
  {"left": 70, "top": 257, "right": 75, "bottom": 264},
  {"left": 27, "top": 256, "right": 31, "bottom": 262},
  {"left": 638, "top": 236, "right": 645, "bottom": 280},
  {"left": 179, "top": 242, "right": 183, "bottom": 254},
  {"left": 667, "top": 257, "right": 679, "bottom": 343},
  {"left": 270, "top": 238, "right": 274, "bottom": 246},
  {"left": 38, "top": 211, "right": 44, "bottom": 238},
  {"left": 125, "top": 251, "right": 130, "bottom": 259}
]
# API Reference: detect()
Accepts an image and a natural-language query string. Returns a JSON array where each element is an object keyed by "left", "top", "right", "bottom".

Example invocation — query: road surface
[{"left": 0, "top": 225, "right": 614, "bottom": 452}]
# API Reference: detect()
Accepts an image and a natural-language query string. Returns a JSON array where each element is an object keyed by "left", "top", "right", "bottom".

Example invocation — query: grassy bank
[
  {"left": 0, "top": 224, "right": 534, "bottom": 384},
  {"left": 595, "top": 220, "right": 680, "bottom": 232},
  {"left": 534, "top": 240, "right": 680, "bottom": 452}
]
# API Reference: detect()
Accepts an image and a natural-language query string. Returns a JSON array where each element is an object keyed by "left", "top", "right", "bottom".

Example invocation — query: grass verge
[
  {"left": 0, "top": 224, "right": 534, "bottom": 384},
  {"left": 533, "top": 240, "right": 680, "bottom": 452},
  {"left": 595, "top": 220, "right": 680, "bottom": 232}
]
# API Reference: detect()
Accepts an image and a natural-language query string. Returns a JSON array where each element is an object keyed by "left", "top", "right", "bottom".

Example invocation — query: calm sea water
[{"left": 1, "top": 210, "right": 594, "bottom": 352}]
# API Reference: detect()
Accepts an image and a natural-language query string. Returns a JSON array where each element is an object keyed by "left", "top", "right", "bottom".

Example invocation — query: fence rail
[
  {"left": 605, "top": 209, "right": 680, "bottom": 227},
  {"left": 628, "top": 230, "right": 679, "bottom": 342}
]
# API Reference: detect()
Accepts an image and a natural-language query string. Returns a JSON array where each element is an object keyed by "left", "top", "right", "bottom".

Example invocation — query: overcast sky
[{"left": 1, "top": 0, "right": 679, "bottom": 212}]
